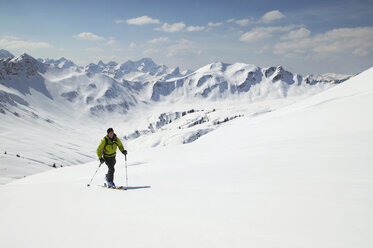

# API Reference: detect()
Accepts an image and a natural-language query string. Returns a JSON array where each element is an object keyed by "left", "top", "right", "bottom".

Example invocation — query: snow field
[{"left": 0, "top": 68, "right": 372, "bottom": 247}]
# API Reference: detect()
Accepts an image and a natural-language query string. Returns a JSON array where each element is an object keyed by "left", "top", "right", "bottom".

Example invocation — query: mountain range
[
  {"left": 0, "top": 48, "right": 355, "bottom": 182},
  {"left": 1, "top": 63, "right": 372, "bottom": 247},
  {"left": 0, "top": 49, "right": 352, "bottom": 118}
]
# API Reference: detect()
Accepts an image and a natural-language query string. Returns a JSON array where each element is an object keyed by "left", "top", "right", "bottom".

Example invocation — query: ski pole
[
  {"left": 125, "top": 155, "right": 128, "bottom": 189},
  {"left": 87, "top": 161, "right": 104, "bottom": 187}
]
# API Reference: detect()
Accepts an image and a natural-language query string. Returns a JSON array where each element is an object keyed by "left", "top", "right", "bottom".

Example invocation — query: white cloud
[
  {"left": 274, "top": 27, "right": 373, "bottom": 57},
  {"left": 187, "top": 25, "right": 205, "bottom": 32},
  {"left": 274, "top": 39, "right": 311, "bottom": 55},
  {"left": 125, "top": 16, "right": 160, "bottom": 25},
  {"left": 240, "top": 31, "right": 272, "bottom": 42},
  {"left": 281, "top": 27, "right": 311, "bottom": 40},
  {"left": 240, "top": 25, "right": 300, "bottom": 42},
  {"left": 0, "top": 37, "right": 52, "bottom": 49},
  {"left": 167, "top": 39, "right": 202, "bottom": 57},
  {"left": 208, "top": 22, "right": 223, "bottom": 27},
  {"left": 261, "top": 10, "right": 285, "bottom": 23},
  {"left": 147, "top": 37, "right": 170, "bottom": 44},
  {"left": 106, "top": 38, "right": 116, "bottom": 45},
  {"left": 2, "top": 35, "right": 18, "bottom": 40},
  {"left": 155, "top": 22, "right": 186, "bottom": 32},
  {"left": 235, "top": 19, "right": 250, "bottom": 26},
  {"left": 353, "top": 47, "right": 369, "bottom": 56},
  {"left": 227, "top": 11, "right": 284, "bottom": 27},
  {"left": 143, "top": 48, "right": 161, "bottom": 56},
  {"left": 130, "top": 42, "right": 136, "bottom": 49},
  {"left": 74, "top": 32, "right": 105, "bottom": 41}
]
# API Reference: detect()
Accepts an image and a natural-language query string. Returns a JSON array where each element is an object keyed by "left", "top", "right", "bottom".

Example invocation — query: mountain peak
[
  {"left": 38, "top": 56, "right": 79, "bottom": 70},
  {"left": 196, "top": 61, "right": 229, "bottom": 73},
  {"left": 209, "top": 61, "right": 229, "bottom": 69},
  {"left": 171, "top": 66, "right": 180, "bottom": 74},
  {"left": 98, "top": 60, "right": 106, "bottom": 67},
  {"left": 21, "top": 53, "right": 34, "bottom": 59},
  {"left": 273, "top": 65, "right": 293, "bottom": 76},
  {"left": 276, "top": 65, "right": 284, "bottom": 71},
  {"left": 139, "top": 57, "right": 155, "bottom": 64},
  {"left": 107, "top": 61, "right": 118, "bottom": 67},
  {"left": 57, "top": 57, "right": 69, "bottom": 62},
  {"left": 0, "top": 49, "right": 14, "bottom": 59},
  {"left": 11, "top": 53, "right": 38, "bottom": 64}
]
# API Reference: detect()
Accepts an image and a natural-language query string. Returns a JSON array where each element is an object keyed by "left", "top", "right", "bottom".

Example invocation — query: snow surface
[
  {"left": 1, "top": 53, "right": 338, "bottom": 183},
  {"left": 0, "top": 67, "right": 372, "bottom": 247}
]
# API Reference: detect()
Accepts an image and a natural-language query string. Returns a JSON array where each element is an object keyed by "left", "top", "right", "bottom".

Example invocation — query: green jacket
[{"left": 97, "top": 134, "right": 125, "bottom": 158}]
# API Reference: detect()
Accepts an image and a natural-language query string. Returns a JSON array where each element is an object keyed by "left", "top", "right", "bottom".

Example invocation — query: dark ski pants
[{"left": 104, "top": 156, "right": 116, "bottom": 183}]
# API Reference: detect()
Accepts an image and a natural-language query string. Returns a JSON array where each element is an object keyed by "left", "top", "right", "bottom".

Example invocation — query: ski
[{"left": 102, "top": 183, "right": 127, "bottom": 190}]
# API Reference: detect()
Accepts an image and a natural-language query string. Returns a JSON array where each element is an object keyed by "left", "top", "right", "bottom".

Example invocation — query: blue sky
[{"left": 1, "top": 0, "right": 372, "bottom": 75}]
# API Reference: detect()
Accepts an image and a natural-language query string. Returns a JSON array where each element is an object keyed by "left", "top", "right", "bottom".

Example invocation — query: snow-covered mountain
[
  {"left": 0, "top": 53, "right": 141, "bottom": 118},
  {"left": 1, "top": 52, "right": 342, "bottom": 120},
  {"left": 0, "top": 50, "right": 359, "bottom": 183},
  {"left": 0, "top": 66, "right": 372, "bottom": 248},
  {"left": 0, "top": 53, "right": 50, "bottom": 97},
  {"left": 304, "top": 72, "right": 351, "bottom": 84},
  {"left": 0, "top": 49, "right": 14, "bottom": 59},
  {"left": 38, "top": 57, "right": 82, "bottom": 71},
  {"left": 84, "top": 57, "right": 188, "bottom": 82},
  {"left": 0, "top": 50, "right": 372, "bottom": 246},
  {"left": 150, "top": 62, "right": 334, "bottom": 101}
]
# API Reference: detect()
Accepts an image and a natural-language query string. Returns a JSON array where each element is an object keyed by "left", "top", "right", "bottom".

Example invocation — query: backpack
[{"left": 102, "top": 135, "right": 118, "bottom": 155}]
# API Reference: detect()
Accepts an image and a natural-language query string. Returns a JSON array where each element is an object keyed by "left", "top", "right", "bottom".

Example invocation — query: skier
[{"left": 97, "top": 128, "right": 127, "bottom": 188}]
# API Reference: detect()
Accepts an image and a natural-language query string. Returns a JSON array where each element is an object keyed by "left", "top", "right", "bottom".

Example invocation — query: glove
[
  {"left": 100, "top": 157, "right": 105, "bottom": 164},
  {"left": 122, "top": 150, "right": 128, "bottom": 156}
]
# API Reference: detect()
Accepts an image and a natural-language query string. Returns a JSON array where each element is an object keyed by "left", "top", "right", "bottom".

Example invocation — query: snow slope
[
  {"left": 1, "top": 53, "right": 340, "bottom": 183},
  {"left": 0, "top": 67, "right": 372, "bottom": 247}
]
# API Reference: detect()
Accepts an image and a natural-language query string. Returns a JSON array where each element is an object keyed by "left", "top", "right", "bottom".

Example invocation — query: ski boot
[
  {"left": 105, "top": 176, "right": 116, "bottom": 188},
  {"left": 107, "top": 181, "right": 116, "bottom": 188}
]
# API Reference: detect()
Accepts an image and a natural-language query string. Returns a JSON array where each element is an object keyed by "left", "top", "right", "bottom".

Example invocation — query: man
[{"left": 97, "top": 128, "right": 127, "bottom": 187}]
